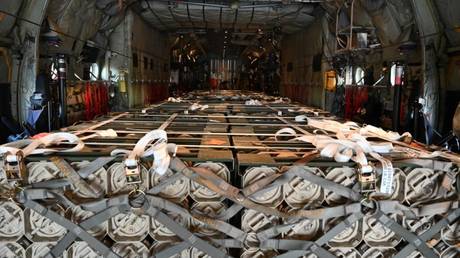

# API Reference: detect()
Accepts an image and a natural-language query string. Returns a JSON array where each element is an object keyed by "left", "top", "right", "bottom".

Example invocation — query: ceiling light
[{"left": 230, "top": 0, "right": 239, "bottom": 10}]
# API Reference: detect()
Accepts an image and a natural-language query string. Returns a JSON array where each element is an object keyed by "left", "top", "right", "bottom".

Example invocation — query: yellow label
[
  {"left": 324, "top": 70, "right": 337, "bottom": 92},
  {"left": 119, "top": 80, "right": 127, "bottom": 93}
]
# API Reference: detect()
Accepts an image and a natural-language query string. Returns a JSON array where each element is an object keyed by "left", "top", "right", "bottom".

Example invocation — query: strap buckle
[
  {"left": 3, "top": 152, "right": 25, "bottom": 181},
  {"left": 358, "top": 163, "right": 376, "bottom": 193},
  {"left": 0, "top": 186, "right": 20, "bottom": 201},
  {"left": 124, "top": 158, "right": 142, "bottom": 185}
]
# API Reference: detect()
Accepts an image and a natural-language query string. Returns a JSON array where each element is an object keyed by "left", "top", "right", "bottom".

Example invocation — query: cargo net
[{"left": 0, "top": 132, "right": 459, "bottom": 257}]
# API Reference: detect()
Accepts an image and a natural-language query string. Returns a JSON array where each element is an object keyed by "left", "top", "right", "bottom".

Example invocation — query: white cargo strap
[
  {"left": 360, "top": 124, "right": 412, "bottom": 141},
  {"left": 275, "top": 126, "right": 395, "bottom": 194},
  {"left": 273, "top": 97, "right": 290, "bottom": 104},
  {"left": 295, "top": 115, "right": 308, "bottom": 122},
  {"left": 274, "top": 127, "right": 297, "bottom": 141},
  {"left": 306, "top": 118, "right": 412, "bottom": 143},
  {"left": 167, "top": 97, "right": 183, "bottom": 103},
  {"left": 112, "top": 129, "right": 174, "bottom": 176},
  {"left": 0, "top": 133, "right": 84, "bottom": 180},
  {"left": 80, "top": 129, "right": 118, "bottom": 140},
  {"left": 245, "top": 99, "right": 263, "bottom": 106},
  {"left": 307, "top": 118, "right": 360, "bottom": 134},
  {"left": 0, "top": 132, "right": 84, "bottom": 157},
  {"left": 189, "top": 103, "right": 209, "bottom": 111}
]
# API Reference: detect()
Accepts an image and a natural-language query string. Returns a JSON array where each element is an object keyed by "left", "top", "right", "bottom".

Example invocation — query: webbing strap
[
  {"left": 277, "top": 122, "right": 401, "bottom": 194},
  {"left": 378, "top": 200, "right": 416, "bottom": 219},
  {"left": 241, "top": 172, "right": 284, "bottom": 197},
  {"left": 50, "top": 157, "right": 103, "bottom": 198},
  {"left": 31, "top": 179, "right": 70, "bottom": 189},
  {"left": 316, "top": 212, "right": 364, "bottom": 246},
  {"left": 394, "top": 208, "right": 460, "bottom": 258},
  {"left": 30, "top": 157, "right": 114, "bottom": 189},
  {"left": 145, "top": 196, "right": 245, "bottom": 252},
  {"left": 397, "top": 159, "right": 455, "bottom": 171},
  {"left": 78, "top": 157, "right": 115, "bottom": 178},
  {"left": 47, "top": 204, "right": 131, "bottom": 257},
  {"left": 194, "top": 214, "right": 247, "bottom": 240},
  {"left": 274, "top": 212, "right": 364, "bottom": 258},
  {"left": 147, "top": 172, "right": 184, "bottom": 194},
  {"left": 127, "top": 129, "right": 171, "bottom": 176},
  {"left": 211, "top": 239, "right": 244, "bottom": 248},
  {"left": 145, "top": 195, "right": 191, "bottom": 217},
  {"left": 261, "top": 240, "right": 335, "bottom": 258},
  {"left": 374, "top": 211, "right": 438, "bottom": 258},
  {"left": 19, "top": 189, "right": 76, "bottom": 209},
  {"left": 248, "top": 173, "right": 291, "bottom": 197},
  {"left": 80, "top": 195, "right": 130, "bottom": 212},
  {"left": 153, "top": 242, "right": 190, "bottom": 258},
  {"left": 0, "top": 132, "right": 84, "bottom": 157},
  {"left": 171, "top": 158, "right": 359, "bottom": 220},
  {"left": 276, "top": 251, "right": 313, "bottom": 258},
  {"left": 413, "top": 201, "right": 459, "bottom": 217},
  {"left": 256, "top": 224, "right": 295, "bottom": 241},
  {"left": 191, "top": 166, "right": 237, "bottom": 194},
  {"left": 145, "top": 195, "right": 247, "bottom": 241},
  {"left": 143, "top": 204, "right": 229, "bottom": 258},
  {"left": 253, "top": 166, "right": 362, "bottom": 201},
  {"left": 216, "top": 204, "right": 243, "bottom": 220},
  {"left": 23, "top": 200, "right": 120, "bottom": 258}
]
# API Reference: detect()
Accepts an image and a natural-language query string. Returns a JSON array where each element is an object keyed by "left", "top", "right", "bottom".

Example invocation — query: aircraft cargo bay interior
[{"left": 0, "top": 1, "right": 460, "bottom": 258}]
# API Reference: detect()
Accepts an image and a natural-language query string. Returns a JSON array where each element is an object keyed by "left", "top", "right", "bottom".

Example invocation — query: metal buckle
[
  {"left": 124, "top": 159, "right": 142, "bottom": 185},
  {"left": 358, "top": 164, "right": 376, "bottom": 193},
  {"left": 3, "top": 152, "right": 25, "bottom": 181}
]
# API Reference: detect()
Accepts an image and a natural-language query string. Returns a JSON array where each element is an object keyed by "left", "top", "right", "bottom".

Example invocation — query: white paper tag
[
  {"left": 370, "top": 152, "right": 394, "bottom": 195},
  {"left": 380, "top": 161, "right": 394, "bottom": 194}
]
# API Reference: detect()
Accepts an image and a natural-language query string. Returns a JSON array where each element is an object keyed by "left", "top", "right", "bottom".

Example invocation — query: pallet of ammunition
[{"left": 0, "top": 91, "right": 458, "bottom": 258}]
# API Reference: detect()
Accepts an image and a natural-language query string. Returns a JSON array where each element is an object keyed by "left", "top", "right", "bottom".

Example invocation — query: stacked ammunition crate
[{"left": 0, "top": 91, "right": 458, "bottom": 258}]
